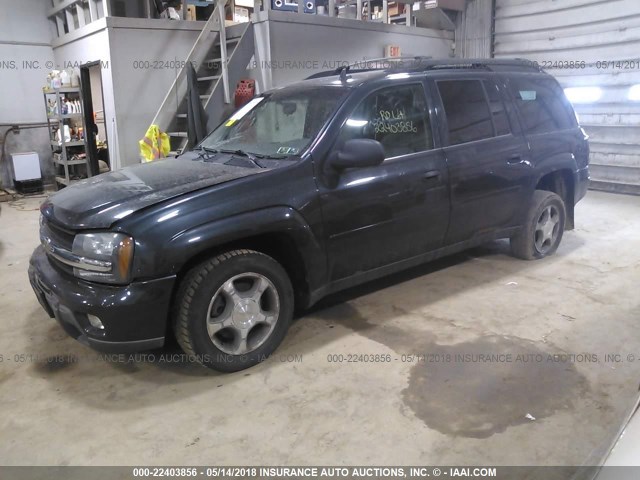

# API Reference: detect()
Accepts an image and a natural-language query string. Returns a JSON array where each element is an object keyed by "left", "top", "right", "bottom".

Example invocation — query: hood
[{"left": 42, "top": 153, "right": 269, "bottom": 229}]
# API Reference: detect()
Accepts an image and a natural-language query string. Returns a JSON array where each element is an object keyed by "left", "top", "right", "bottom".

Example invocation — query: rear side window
[
  {"left": 509, "top": 77, "right": 576, "bottom": 134},
  {"left": 437, "top": 80, "right": 494, "bottom": 145}
]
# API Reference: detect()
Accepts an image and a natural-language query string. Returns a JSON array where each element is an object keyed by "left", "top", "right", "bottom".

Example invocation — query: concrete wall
[
  {"left": 0, "top": 0, "right": 55, "bottom": 188},
  {"left": 256, "top": 11, "right": 455, "bottom": 88},
  {"left": 106, "top": 18, "right": 205, "bottom": 167},
  {"left": 494, "top": 0, "right": 640, "bottom": 194},
  {"left": 105, "top": 14, "right": 454, "bottom": 167},
  {"left": 51, "top": 20, "right": 117, "bottom": 170},
  {"left": 2, "top": 7, "right": 455, "bottom": 181}
]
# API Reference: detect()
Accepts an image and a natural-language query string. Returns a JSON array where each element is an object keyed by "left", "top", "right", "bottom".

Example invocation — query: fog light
[{"left": 87, "top": 314, "right": 104, "bottom": 330}]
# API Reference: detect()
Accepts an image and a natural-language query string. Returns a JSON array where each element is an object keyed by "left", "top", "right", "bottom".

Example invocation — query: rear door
[
  {"left": 431, "top": 75, "right": 532, "bottom": 245},
  {"left": 318, "top": 81, "right": 450, "bottom": 281}
]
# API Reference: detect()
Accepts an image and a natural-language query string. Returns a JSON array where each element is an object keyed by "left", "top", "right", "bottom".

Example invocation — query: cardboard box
[{"left": 186, "top": 5, "right": 196, "bottom": 20}]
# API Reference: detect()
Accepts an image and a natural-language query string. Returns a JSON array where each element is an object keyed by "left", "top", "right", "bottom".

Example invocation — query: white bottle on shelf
[
  {"left": 51, "top": 71, "right": 62, "bottom": 89},
  {"left": 60, "top": 70, "right": 70, "bottom": 87}
]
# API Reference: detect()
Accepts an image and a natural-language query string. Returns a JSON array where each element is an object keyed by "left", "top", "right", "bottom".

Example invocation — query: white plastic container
[
  {"left": 11, "top": 152, "right": 41, "bottom": 181},
  {"left": 60, "top": 69, "right": 71, "bottom": 87},
  {"left": 51, "top": 72, "right": 62, "bottom": 89}
]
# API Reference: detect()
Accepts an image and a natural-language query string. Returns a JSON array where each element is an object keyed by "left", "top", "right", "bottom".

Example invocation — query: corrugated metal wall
[
  {"left": 493, "top": 0, "right": 640, "bottom": 194},
  {"left": 455, "top": 0, "right": 493, "bottom": 58}
]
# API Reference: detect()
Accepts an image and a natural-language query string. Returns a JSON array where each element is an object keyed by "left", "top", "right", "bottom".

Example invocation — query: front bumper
[{"left": 28, "top": 245, "right": 176, "bottom": 353}]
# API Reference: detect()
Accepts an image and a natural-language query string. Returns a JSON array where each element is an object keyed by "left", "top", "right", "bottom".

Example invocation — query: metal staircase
[{"left": 151, "top": 1, "right": 256, "bottom": 155}]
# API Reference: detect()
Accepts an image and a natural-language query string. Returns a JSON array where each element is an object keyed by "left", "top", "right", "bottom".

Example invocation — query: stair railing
[
  {"left": 151, "top": 0, "right": 230, "bottom": 132},
  {"left": 218, "top": 4, "right": 231, "bottom": 105}
]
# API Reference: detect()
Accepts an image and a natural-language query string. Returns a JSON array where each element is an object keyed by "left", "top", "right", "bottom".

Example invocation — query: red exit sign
[{"left": 384, "top": 45, "right": 402, "bottom": 58}]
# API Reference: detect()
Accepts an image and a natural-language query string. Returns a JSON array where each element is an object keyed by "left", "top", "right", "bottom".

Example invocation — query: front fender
[
  {"left": 159, "top": 206, "right": 326, "bottom": 299},
  {"left": 170, "top": 206, "right": 320, "bottom": 260}
]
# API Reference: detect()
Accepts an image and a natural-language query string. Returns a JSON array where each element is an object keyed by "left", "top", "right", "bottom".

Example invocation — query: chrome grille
[
  {"left": 40, "top": 218, "right": 112, "bottom": 275},
  {"left": 40, "top": 218, "right": 75, "bottom": 274},
  {"left": 41, "top": 218, "right": 75, "bottom": 252}
]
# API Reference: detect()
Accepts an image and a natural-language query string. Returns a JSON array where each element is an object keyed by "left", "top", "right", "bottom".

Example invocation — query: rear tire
[
  {"left": 511, "top": 190, "right": 566, "bottom": 260},
  {"left": 173, "top": 249, "right": 294, "bottom": 372}
]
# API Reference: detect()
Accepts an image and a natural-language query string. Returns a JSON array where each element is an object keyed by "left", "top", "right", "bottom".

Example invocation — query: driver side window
[{"left": 336, "top": 84, "right": 433, "bottom": 159}]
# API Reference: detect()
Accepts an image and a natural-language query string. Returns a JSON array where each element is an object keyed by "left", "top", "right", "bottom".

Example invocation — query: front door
[{"left": 318, "top": 82, "right": 450, "bottom": 281}]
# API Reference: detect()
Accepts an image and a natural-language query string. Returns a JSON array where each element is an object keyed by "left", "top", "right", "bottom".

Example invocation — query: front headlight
[{"left": 72, "top": 232, "right": 134, "bottom": 284}]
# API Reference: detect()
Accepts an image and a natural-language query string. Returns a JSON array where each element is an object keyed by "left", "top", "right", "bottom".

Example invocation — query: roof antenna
[{"left": 339, "top": 65, "right": 350, "bottom": 83}]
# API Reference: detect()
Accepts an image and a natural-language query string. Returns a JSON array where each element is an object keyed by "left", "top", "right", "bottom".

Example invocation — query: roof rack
[{"left": 305, "top": 57, "right": 542, "bottom": 80}]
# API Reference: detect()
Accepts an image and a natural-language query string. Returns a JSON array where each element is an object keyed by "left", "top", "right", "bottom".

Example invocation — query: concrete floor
[{"left": 1, "top": 190, "right": 639, "bottom": 466}]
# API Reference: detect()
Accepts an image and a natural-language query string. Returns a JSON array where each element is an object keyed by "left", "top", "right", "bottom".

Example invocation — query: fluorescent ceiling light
[
  {"left": 628, "top": 85, "right": 640, "bottom": 101},
  {"left": 387, "top": 73, "right": 410, "bottom": 80},
  {"left": 228, "top": 97, "right": 265, "bottom": 122},
  {"left": 346, "top": 119, "right": 368, "bottom": 127},
  {"left": 564, "top": 87, "right": 602, "bottom": 104},
  {"left": 331, "top": 78, "right": 355, "bottom": 84},
  {"left": 346, "top": 176, "right": 376, "bottom": 187},
  {"left": 157, "top": 209, "right": 179, "bottom": 223}
]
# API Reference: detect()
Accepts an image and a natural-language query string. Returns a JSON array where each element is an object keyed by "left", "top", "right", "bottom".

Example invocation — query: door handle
[
  {"left": 507, "top": 154, "right": 524, "bottom": 165},
  {"left": 422, "top": 170, "right": 440, "bottom": 180}
]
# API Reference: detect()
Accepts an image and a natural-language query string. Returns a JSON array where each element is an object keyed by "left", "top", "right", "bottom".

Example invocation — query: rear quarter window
[{"left": 509, "top": 77, "right": 576, "bottom": 134}]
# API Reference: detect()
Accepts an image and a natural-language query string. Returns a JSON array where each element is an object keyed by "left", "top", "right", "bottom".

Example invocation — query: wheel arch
[
  {"left": 535, "top": 168, "right": 575, "bottom": 230},
  {"left": 167, "top": 206, "right": 324, "bottom": 312}
]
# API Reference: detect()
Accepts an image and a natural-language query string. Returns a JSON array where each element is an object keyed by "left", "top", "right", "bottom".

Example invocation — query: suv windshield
[{"left": 200, "top": 87, "right": 347, "bottom": 157}]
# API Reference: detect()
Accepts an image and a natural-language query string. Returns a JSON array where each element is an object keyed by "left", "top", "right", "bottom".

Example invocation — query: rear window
[{"left": 508, "top": 77, "right": 576, "bottom": 134}]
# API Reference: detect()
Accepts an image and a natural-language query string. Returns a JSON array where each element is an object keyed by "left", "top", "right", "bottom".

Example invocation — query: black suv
[{"left": 29, "top": 59, "right": 590, "bottom": 372}]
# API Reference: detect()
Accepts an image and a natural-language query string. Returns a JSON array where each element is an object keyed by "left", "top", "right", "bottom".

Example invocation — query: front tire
[
  {"left": 173, "top": 249, "right": 294, "bottom": 372},
  {"left": 511, "top": 190, "right": 566, "bottom": 260}
]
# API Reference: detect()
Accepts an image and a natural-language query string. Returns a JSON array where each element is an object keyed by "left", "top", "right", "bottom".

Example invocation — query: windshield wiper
[
  {"left": 219, "top": 149, "right": 265, "bottom": 168},
  {"left": 219, "top": 148, "right": 259, "bottom": 159},
  {"left": 192, "top": 146, "right": 220, "bottom": 161},
  {"left": 194, "top": 146, "right": 219, "bottom": 154}
]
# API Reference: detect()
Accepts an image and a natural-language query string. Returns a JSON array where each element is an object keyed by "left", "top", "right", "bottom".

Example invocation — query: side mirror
[{"left": 329, "top": 139, "right": 385, "bottom": 171}]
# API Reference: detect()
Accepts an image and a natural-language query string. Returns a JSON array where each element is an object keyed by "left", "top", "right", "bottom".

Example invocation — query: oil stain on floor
[
  {"left": 401, "top": 335, "right": 589, "bottom": 438},
  {"left": 321, "top": 303, "right": 590, "bottom": 439}
]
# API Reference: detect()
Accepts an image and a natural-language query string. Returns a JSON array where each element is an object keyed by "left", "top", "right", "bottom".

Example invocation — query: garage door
[{"left": 494, "top": 0, "right": 640, "bottom": 194}]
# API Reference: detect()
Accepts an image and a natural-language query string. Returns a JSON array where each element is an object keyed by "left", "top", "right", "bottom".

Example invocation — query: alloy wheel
[
  {"left": 206, "top": 272, "right": 280, "bottom": 355},
  {"left": 534, "top": 205, "right": 560, "bottom": 255}
]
